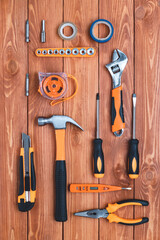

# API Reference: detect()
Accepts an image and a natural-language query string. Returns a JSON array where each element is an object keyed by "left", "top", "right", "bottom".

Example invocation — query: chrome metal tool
[{"left": 106, "top": 49, "right": 128, "bottom": 137}]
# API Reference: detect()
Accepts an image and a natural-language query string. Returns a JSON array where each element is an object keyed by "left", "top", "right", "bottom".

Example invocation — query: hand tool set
[
  {"left": 19, "top": 17, "right": 148, "bottom": 226},
  {"left": 38, "top": 72, "right": 78, "bottom": 106},
  {"left": 18, "top": 133, "right": 36, "bottom": 212}
]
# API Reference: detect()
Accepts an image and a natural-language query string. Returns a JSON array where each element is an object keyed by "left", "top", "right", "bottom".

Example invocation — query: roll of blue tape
[{"left": 90, "top": 19, "right": 114, "bottom": 43}]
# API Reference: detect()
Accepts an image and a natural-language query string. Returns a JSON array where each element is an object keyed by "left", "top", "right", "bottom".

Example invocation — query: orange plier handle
[{"left": 106, "top": 199, "right": 149, "bottom": 225}]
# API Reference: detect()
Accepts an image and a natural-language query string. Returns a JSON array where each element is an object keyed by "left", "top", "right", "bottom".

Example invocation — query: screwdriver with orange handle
[
  {"left": 93, "top": 93, "right": 104, "bottom": 178},
  {"left": 128, "top": 93, "right": 139, "bottom": 179},
  {"left": 70, "top": 184, "right": 131, "bottom": 193}
]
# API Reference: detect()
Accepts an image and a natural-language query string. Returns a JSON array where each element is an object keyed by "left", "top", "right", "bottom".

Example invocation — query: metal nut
[
  {"left": 42, "top": 50, "right": 48, "bottom": 55},
  {"left": 72, "top": 48, "right": 79, "bottom": 55},
  {"left": 54, "top": 49, "right": 59, "bottom": 55},
  {"left": 66, "top": 49, "right": 71, "bottom": 55},
  {"left": 80, "top": 48, "right": 86, "bottom": 55},
  {"left": 37, "top": 50, "right": 41, "bottom": 55},
  {"left": 87, "top": 48, "right": 94, "bottom": 56},
  {"left": 48, "top": 49, "right": 53, "bottom": 55},
  {"left": 59, "top": 49, "right": 65, "bottom": 55}
]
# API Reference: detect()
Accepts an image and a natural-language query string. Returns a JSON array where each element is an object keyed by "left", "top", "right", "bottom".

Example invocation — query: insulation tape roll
[{"left": 90, "top": 19, "right": 114, "bottom": 43}]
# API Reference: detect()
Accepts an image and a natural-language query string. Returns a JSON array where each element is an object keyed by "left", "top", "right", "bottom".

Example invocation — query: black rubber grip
[
  {"left": 93, "top": 139, "right": 104, "bottom": 176},
  {"left": 119, "top": 217, "right": 149, "bottom": 226},
  {"left": 18, "top": 156, "right": 24, "bottom": 195},
  {"left": 128, "top": 139, "right": 139, "bottom": 176},
  {"left": 111, "top": 90, "right": 125, "bottom": 126},
  {"left": 55, "top": 161, "right": 67, "bottom": 222},
  {"left": 117, "top": 199, "right": 149, "bottom": 206},
  {"left": 31, "top": 152, "right": 36, "bottom": 191}
]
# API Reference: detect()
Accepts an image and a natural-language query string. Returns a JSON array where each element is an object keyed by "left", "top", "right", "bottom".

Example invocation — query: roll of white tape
[{"left": 58, "top": 22, "right": 77, "bottom": 40}]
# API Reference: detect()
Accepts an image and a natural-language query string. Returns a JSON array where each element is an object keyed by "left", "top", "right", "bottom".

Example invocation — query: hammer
[{"left": 38, "top": 115, "right": 83, "bottom": 222}]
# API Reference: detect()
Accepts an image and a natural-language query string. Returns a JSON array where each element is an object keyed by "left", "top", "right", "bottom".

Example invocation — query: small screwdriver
[
  {"left": 128, "top": 93, "right": 139, "bottom": 179},
  {"left": 93, "top": 93, "right": 104, "bottom": 178}
]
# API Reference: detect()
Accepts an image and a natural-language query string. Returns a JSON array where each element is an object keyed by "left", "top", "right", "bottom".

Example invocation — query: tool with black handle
[
  {"left": 18, "top": 133, "right": 36, "bottom": 212},
  {"left": 93, "top": 93, "right": 104, "bottom": 178},
  {"left": 75, "top": 199, "right": 149, "bottom": 225},
  {"left": 128, "top": 94, "right": 139, "bottom": 179},
  {"left": 38, "top": 115, "right": 83, "bottom": 222},
  {"left": 106, "top": 49, "right": 128, "bottom": 137}
]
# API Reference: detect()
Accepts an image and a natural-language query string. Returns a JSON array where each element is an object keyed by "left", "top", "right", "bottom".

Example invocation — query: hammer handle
[
  {"left": 55, "top": 129, "right": 67, "bottom": 222},
  {"left": 55, "top": 160, "right": 67, "bottom": 222}
]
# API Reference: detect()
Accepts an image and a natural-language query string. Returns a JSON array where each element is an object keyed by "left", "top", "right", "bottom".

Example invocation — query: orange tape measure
[{"left": 38, "top": 72, "right": 78, "bottom": 106}]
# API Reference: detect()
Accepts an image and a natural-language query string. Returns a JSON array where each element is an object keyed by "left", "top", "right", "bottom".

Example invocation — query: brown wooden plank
[
  {"left": 0, "top": 0, "right": 27, "bottom": 239},
  {"left": 28, "top": 0, "right": 63, "bottom": 239},
  {"left": 63, "top": 0, "right": 99, "bottom": 239},
  {"left": 99, "top": 0, "right": 134, "bottom": 239},
  {"left": 135, "top": 1, "right": 160, "bottom": 239}
]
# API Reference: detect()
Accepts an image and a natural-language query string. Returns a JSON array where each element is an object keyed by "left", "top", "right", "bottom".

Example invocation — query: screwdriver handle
[
  {"left": 111, "top": 86, "right": 125, "bottom": 136},
  {"left": 93, "top": 138, "right": 104, "bottom": 178},
  {"left": 128, "top": 139, "right": 139, "bottom": 179}
]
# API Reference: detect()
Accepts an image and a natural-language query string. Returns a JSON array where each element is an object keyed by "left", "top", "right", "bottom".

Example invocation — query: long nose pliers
[{"left": 74, "top": 199, "right": 149, "bottom": 226}]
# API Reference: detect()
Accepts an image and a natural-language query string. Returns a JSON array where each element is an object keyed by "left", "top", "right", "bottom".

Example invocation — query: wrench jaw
[{"left": 105, "top": 49, "right": 128, "bottom": 89}]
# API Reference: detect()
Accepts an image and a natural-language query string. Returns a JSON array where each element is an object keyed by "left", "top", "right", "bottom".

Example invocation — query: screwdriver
[
  {"left": 18, "top": 133, "right": 36, "bottom": 211},
  {"left": 70, "top": 184, "right": 131, "bottom": 193},
  {"left": 128, "top": 94, "right": 139, "bottom": 179},
  {"left": 93, "top": 93, "right": 104, "bottom": 178}
]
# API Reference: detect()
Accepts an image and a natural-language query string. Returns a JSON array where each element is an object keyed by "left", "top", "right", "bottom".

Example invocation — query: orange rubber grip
[
  {"left": 55, "top": 129, "right": 66, "bottom": 161},
  {"left": 111, "top": 86, "right": 125, "bottom": 133},
  {"left": 107, "top": 214, "right": 146, "bottom": 225}
]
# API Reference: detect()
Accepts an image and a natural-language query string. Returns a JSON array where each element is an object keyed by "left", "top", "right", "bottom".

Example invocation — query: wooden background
[{"left": 0, "top": 0, "right": 160, "bottom": 239}]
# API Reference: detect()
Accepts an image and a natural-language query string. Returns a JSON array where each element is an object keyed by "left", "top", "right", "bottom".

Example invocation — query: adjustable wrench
[{"left": 106, "top": 49, "right": 128, "bottom": 137}]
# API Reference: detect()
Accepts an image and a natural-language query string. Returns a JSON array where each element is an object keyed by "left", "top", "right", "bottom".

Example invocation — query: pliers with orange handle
[
  {"left": 106, "top": 49, "right": 128, "bottom": 137},
  {"left": 74, "top": 199, "right": 149, "bottom": 226}
]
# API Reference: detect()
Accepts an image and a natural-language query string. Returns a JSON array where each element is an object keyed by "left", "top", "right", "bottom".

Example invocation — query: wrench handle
[{"left": 111, "top": 86, "right": 125, "bottom": 136}]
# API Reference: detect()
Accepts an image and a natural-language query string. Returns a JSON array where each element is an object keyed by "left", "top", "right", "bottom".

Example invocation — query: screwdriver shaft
[
  {"left": 132, "top": 93, "right": 136, "bottom": 139},
  {"left": 96, "top": 93, "right": 99, "bottom": 138}
]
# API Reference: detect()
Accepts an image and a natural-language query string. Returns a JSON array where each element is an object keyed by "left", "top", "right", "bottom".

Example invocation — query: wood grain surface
[{"left": 0, "top": 0, "right": 159, "bottom": 239}]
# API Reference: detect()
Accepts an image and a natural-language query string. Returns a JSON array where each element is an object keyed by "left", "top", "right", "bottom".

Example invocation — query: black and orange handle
[
  {"left": 111, "top": 86, "right": 125, "bottom": 136},
  {"left": 55, "top": 129, "right": 67, "bottom": 222},
  {"left": 18, "top": 147, "right": 36, "bottom": 212},
  {"left": 106, "top": 199, "right": 149, "bottom": 225},
  {"left": 128, "top": 139, "right": 139, "bottom": 179},
  {"left": 93, "top": 139, "right": 104, "bottom": 178}
]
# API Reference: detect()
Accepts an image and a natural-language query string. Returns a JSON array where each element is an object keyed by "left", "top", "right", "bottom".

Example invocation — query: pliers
[{"left": 74, "top": 199, "right": 149, "bottom": 226}]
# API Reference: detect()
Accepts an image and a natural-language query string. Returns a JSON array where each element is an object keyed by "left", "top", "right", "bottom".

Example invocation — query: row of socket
[{"left": 36, "top": 47, "right": 95, "bottom": 56}]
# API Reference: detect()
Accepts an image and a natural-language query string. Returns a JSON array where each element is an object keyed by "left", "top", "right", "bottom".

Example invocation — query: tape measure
[{"left": 38, "top": 72, "right": 78, "bottom": 106}]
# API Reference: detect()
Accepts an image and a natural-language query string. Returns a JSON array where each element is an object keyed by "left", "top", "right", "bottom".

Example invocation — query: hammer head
[
  {"left": 38, "top": 115, "right": 84, "bottom": 131},
  {"left": 105, "top": 49, "right": 128, "bottom": 88}
]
